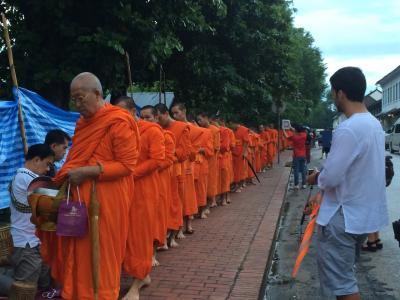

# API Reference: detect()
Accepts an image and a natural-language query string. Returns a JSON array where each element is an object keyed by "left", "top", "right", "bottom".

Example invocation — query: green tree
[{"left": 1, "top": 0, "right": 326, "bottom": 128}]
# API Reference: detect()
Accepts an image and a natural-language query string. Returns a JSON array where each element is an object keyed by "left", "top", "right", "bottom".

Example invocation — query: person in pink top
[{"left": 283, "top": 124, "right": 307, "bottom": 189}]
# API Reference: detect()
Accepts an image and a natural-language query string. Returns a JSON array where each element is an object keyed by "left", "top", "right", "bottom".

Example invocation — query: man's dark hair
[
  {"left": 330, "top": 67, "right": 366, "bottom": 102},
  {"left": 26, "top": 144, "right": 55, "bottom": 161},
  {"left": 141, "top": 105, "right": 157, "bottom": 116},
  {"left": 171, "top": 102, "right": 186, "bottom": 111},
  {"left": 45, "top": 129, "right": 71, "bottom": 146},
  {"left": 154, "top": 103, "right": 169, "bottom": 115},
  {"left": 292, "top": 123, "right": 305, "bottom": 132},
  {"left": 114, "top": 96, "right": 136, "bottom": 110}
]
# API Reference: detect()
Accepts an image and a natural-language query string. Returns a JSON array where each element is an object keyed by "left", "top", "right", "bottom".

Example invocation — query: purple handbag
[{"left": 56, "top": 185, "right": 88, "bottom": 237}]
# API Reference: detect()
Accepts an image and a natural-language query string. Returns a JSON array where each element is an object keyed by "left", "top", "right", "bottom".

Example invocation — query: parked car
[{"left": 387, "top": 118, "right": 400, "bottom": 153}]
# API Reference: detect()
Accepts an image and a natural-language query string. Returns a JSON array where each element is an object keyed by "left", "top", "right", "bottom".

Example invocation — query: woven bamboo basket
[
  {"left": 0, "top": 223, "right": 12, "bottom": 266},
  {"left": 8, "top": 281, "right": 37, "bottom": 300}
]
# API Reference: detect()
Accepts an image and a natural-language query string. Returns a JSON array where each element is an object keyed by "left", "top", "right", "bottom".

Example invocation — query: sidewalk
[
  {"left": 264, "top": 149, "right": 398, "bottom": 300},
  {"left": 121, "top": 151, "right": 291, "bottom": 300}
]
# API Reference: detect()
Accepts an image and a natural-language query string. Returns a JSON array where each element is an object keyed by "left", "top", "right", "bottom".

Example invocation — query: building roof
[
  {"left": 364, "top": 89, "right": 382, "bottom": 107},
  {"left": 376, "top": 65, "right": 400, "bottom": 86},
  {"left": 127, "top": 92, "right": 174, "bottom": 109}
]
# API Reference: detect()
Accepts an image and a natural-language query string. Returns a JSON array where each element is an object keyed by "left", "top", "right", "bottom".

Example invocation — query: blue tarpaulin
[{"left": 0, "top": 88, "right": 79, "bottom": 209}]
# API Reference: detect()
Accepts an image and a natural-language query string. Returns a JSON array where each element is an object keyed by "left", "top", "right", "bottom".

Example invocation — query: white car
[{"left": 387, "top": 119, "right": 400, "bottom": 153}]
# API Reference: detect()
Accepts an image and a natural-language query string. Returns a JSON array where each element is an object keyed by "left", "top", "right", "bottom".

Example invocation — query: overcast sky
[{"left": 292, "top": 0, "right": 400, "bottom": 92}]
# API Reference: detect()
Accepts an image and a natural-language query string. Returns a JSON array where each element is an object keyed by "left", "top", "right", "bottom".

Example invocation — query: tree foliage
[{"left": 1, "top": 0, "right": 326, "bottom": 126}]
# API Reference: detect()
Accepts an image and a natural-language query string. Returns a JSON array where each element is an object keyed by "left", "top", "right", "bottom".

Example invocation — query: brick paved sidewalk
[{"left": 121, "top": 152, "right": 291, "bottom": 300}]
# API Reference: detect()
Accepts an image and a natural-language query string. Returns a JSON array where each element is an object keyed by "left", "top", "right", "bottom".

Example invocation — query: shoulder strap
[{"left": 9, "top": 170, "right": 34, "bottom": 214}]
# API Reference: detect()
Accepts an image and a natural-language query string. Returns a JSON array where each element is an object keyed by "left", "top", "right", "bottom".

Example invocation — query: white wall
[{"left": 382, "top": 74, "right": 400, "bottom": 113}]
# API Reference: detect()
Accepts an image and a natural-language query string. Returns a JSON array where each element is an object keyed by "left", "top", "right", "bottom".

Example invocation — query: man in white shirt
[
  {"left": 0, "top": 144, "right": 54, "bottom": 296},
  {"left": 308, "top": 67, "right": 389, "bottom": 300}
]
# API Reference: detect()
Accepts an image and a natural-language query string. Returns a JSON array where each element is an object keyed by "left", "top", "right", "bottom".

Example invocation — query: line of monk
[{"left": 34, "top": 72, "right": 292, "bottom": 300}]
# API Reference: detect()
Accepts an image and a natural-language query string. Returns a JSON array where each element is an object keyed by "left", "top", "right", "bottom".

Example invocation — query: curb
[{"left": 227, "top": 165, "right": 291, "bottom": 300}]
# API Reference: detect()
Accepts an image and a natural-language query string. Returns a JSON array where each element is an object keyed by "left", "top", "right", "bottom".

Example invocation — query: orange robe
[
  {"left": 166, "top": 121, "right": 191, "bottom": 221},
  {"left": 227, "top": 128, "right": 236, "bottom": 184},
  {"left": 124, "top": 120, "right": 165, "bottom": 280},
  {"left": 206, "top": 125, "right": 221, "bottom": 197},
  {"left": 219, "top": 126, "right": 231, "bottom": 193},
  {"left": 182, "top": 124, "right": 202, "bottom": 216},
  {"left": 41, "top": 104, "right": 140, "bottom": 300},
  {"left": 247, "top": 133, "right": 256, "bottom": 179},
  {"left": 159, "top": 130, "right": 176, "bottom": 233},
  {"left": 269, "top": 128, "right": 278, "bottom": 160},
  {"left": 255, "top": 134, "right": 262, "bottom": 172},
  {"left": 260, "top": 130, "right": 270, "bottom": 168},
  {"left": 233, "top": 125, "right": 250, "bottom": 183},
  {"left": 195, "top": 128, "right": 213, "bottom": 207}
]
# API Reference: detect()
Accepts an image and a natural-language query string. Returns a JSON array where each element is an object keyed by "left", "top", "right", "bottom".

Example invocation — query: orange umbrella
[{"left": 291, "top": 192, "right": 322, "bottom": 278}]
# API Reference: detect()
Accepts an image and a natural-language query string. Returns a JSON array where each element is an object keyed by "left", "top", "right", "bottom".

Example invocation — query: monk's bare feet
[
  {"left": 176, "top": 229, "right": 186, "bottom": 239},
  {"left": 152, "top": 255, "right": 160, "bottom": 267},
  {"left": 204, "top": 208, "right": 211, "bottom": 215},
  {"left": 200, "top": 210, "right": 208, "bottom": 219},
  {"left": 122, "top": 276, "right": 151, "bottom": 300},
  {"left": 169, "top": 237, "right": 179, "bottom": 248},
  {"left": 221, "top": 196, "right": 228, "bottom": 206},
  {"left": 157, "top": 244, "right": 168, "bottom": 251},
  {"left": 210, "top": 201, "right": 217, "bottom": 208}
]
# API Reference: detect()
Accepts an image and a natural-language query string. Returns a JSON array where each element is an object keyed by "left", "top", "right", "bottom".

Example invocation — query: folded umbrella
[
  {"left": 244, "top": 156, "right": 261, "bottom": 183},
  {"left": 292, "top": 192, "right": 322, "bottom": 278}
]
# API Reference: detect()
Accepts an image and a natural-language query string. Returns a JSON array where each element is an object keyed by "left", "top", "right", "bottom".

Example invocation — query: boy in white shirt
[{"left": 0, "top": 144, "right": 54, "bottom": 296}]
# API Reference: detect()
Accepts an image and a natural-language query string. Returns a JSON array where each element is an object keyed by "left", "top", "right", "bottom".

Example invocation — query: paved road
[{"left": 263, "top": 149, "right": 400, "bottom": 300}]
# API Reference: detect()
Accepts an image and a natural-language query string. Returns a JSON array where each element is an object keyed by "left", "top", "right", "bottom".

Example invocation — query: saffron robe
[
  {"left": 159, "top": 130, "right": 177, "bottom": 232},
  {"left": 195, "top": 128, "right": 213, "bottom": 207},
  {"left": 233, "top": 125, "right": 250, "bottom": 183},
  {"left": 124, "top": 120, "right": 165, "bottom": 282},
  {"left": 206, "top": 125, "right": 221, "bottom": 197},
  {"left": 219, "top": 126, "right": 231, "bottom": 193},
  {"left": 165, "top": 121, "right": 191, "bottom": 220},
  {"left": 43, "top": 104, "right": 140, "bottom": 300}
]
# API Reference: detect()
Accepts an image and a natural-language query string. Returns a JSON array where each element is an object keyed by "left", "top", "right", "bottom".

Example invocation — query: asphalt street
[{"left": 263, "top": 148, "right": 400, "bottom": 300}]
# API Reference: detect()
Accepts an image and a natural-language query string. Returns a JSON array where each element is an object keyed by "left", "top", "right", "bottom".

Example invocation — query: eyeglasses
[{"left": 70, "top": 93, "right": 89, "bottom": 105}]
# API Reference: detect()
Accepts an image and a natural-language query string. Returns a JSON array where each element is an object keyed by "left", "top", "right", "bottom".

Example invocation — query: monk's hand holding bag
[{"left": 56, "top": 184, "right": 88, "bottom": 237}]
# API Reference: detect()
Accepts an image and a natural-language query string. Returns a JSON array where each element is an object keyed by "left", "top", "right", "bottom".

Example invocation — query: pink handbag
[{"left": 56, "top": 184, "right": 88, "bottom": 237}]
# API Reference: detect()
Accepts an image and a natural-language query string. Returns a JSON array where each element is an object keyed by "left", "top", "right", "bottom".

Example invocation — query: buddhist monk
[
  {"left": 45, "top": 73, "right": 140, "bottom": 300},
  {"left": 196, "top": 126, "right": 214, "bottom": 217},
  {"left": 210, "top": 116, "right": 231, "bottom": 206},
  {"left": 254, "top": 132, "right": 262, "bottom": 173},
  {"left": 219, "top": 117, "right": 235, "bottom": 203},
  {"left": 154, "top": 103, "right": 193, "bottom": 239},
  {"left": 136, "top": 105, "right": 172, "bottom": 259},
  {"left": 170, "top": 103, "right": 213, "bottom": 219},
  {"left": 259, "top": 125, "right": 270, "bottom": 170},
  {"left": 114, "top": 97, "right": 165, "bottom": 299},
  {"left": 229, "top": 120, "right": 249, "bottom": 193},
  {"left": 268, "top": 124, "right": 278, "bottom": 163},
  {"left": 197, "top": 113, "right": 220, "bottom": 209},
  {"left": 246, "top": 130, "right": 257, "bottom": 185},
  {"left": 225, "top": 122, "right": 236, "bottom": 190},
  {"left": 141, "top": 105, "right": 177, "bottom": 250},
  {"left": 170, "top": 103, "right": 203, "bottom": 233},
  {"left": 141, "top": 106, "right": 181, "bottom": 249}
]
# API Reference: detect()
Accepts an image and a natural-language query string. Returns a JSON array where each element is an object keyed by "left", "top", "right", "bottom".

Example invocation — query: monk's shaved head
[
  {"left": 70, "top": 72, "right": 105, "bottom": 118},
  {"left": 71, "top": 72, "right": 103, "bottom": 97},
  {"left": 171, "top": 102, "right": 187, "bottom": 122}
]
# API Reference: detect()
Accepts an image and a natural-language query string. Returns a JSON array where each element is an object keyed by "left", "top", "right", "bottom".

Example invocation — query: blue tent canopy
[{"left": 0, "top": 88, "right": 79, "bottom": 209}]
